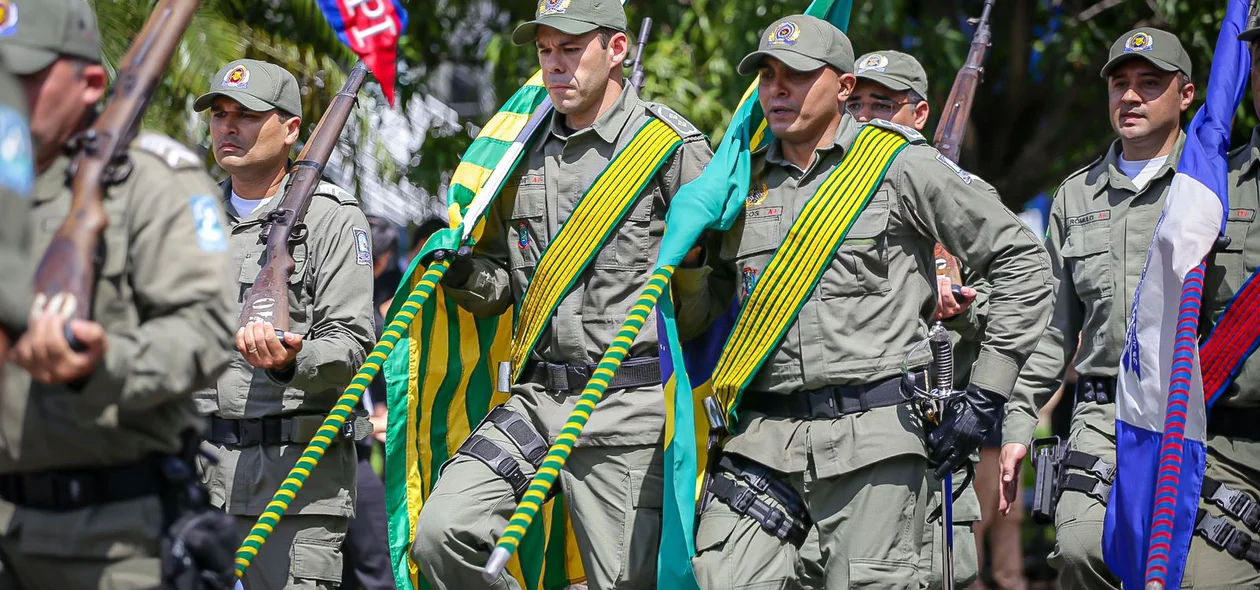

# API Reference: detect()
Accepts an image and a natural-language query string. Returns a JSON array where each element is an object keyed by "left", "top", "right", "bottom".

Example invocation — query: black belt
[
  {"left": 740, "top": 375, "right": 910, "bottom": 420},
  {"left": 1208, "top": 404, "right": 1260, "bottom": 441},
  {"left": 206, "top": 415, "right": 355, "bottom": 446},
  {"left": 0, "top": 460, "right": 166, "bottom": 511},
  {"left": 523, "top": 357, "right": 661, "bottom": 393},
  {"left": 1075, "top": 376, "right": 1116, "bottom": 405}
]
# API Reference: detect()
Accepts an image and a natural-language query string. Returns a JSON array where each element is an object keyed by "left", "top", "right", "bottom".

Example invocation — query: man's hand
[
  {"left": 11, "top": 314, "right": 107, "bottom": 384},
  {"left": 237, "top": 321, "right": 302, "bottom": 370},
  {"left": 371, "top": 405, "right": 388, "bottom": 444},
  {"left": 934, "top": 276, "right": 977, "bottom": 320},
  {"left": 998, "top": 442, "right": 1028, "bottom": 516}
]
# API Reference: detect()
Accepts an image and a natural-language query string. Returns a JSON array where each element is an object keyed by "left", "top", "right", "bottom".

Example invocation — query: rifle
[
  {"left": 31, "top": 0, "right": 200, "bottom": 349},
  {"left": 932, "top": 0, "right": 996, "bottom": 288},
  {"left": 623, "top": 17, "right": 653, "bottom": 93},
  {"left": 238, "top": 62, "right": 370, "bottom": 331}
]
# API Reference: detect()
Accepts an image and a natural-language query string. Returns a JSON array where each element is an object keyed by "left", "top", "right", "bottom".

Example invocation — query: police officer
[
  {"left": 410, "top": 0, "right": 713, "bottom": 588},
  {"left": 997, "top": 28, "right": 1200, "bottom": 589},
  {"left": 0, "top": 0, "right": 236, "bottom": 586},
  {"left": 679, "top": 16, "right": 1051, "bottom": 589},
  {"left": 0, "top": 57, "right": 33, "bottom": 369},
  {"left": 846, "top": 48, "right": 988, "bottom": 590},
  {"left": 193, "top": 59, "right": 377, "bottom": 589}
]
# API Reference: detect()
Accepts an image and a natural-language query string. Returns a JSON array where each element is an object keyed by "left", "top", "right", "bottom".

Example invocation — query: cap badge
[
  {"left": 1124, "top": 32, "right": 1154, "bottom": 53},
  {"left": 539, "top": 0, "right": 571, "bottom": 16},
  {"left": 222, "top": 65, "right": 250, "bottom": 89},
  {"left": 0, "top": 0, "right": 18, "bottom": 37},
  {"left": 768, "top": 21, "right": 800, "bottom": 46},
  {"left": 858, "top": 54, "right": 890, "bottom": 73}
]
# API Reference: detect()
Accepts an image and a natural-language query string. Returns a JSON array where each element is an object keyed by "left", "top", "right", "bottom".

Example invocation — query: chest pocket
[
  {"left": 508, "top": 183, "right": 546, "bottom": 271},
  {"left": 1062, "top": 222, "right": 1113, "bottom": 299},
  {"left": 237, "top": 244, "right": 311, "bottom": 328},
  {"left": 820, "top": 195, "right": 891, "bottom": 298},
  {"left": 594, "top": 188, "right": 656, "bottom": 272},
  {"left": 721, "top": 212, "right": 784, "bottom": 303},
  {"left": 1207, "top": 212, "right": 1253, "bottom": 306}
]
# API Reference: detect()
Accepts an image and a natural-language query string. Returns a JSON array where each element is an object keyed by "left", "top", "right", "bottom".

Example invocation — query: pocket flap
[
  {"left": 239, "top": 247, "right": 307, "bottom": 285},
  {"left": 694, "top": 507, "right": 740, "bottom": 553},
  {"left": 1061, "top": 225, "right": 1110, "bottom": 258},
  {"left": 844, "top": 195, "right": 891, "bottom": 241},
  {"left": 292, "top": 538, "right": 344, "bottom": 583},
  {"left": 511, "top": 184, "right": 546, "bottom": 218}
]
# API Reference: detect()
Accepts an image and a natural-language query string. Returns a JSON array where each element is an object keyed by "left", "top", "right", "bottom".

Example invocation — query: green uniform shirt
[
  {"left": 0, "top": 65, "right": 32, "bottom": 337},
  {"left": 1003, "top": 137, "right": 1184, "bottom": 448},
  {"left": 684, "top": 116, "right": 1052, "bottom": 476},
  {"left": 445, "top": 86, "right": 714, "bottom": 446},
  {"left": 0, "top": 135, "right": 236, "bottom": 474},
  {"left": 193, "top": 175, "right": 376, "bottom": 517}
]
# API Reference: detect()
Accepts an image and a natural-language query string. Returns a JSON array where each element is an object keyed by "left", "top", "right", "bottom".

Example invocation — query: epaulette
[
  {"left": 1060, "top": 154, "right": 1106, "bottom": 188},
  {"left": 646, "top": 103, "right": 706, "bottom": 143},
  {"left": 865, "top": 118, "right": 927, "bottom": 144},
  {"left": 132, "top": 132, "right": 202, "bottom": 170},
  {"left": 315, "top": 180, "right": 358, "bottom": 206}
]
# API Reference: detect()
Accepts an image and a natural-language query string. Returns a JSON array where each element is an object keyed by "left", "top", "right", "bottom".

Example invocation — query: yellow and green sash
[
  {"left": 711, "top": 125, "right": 909, "bottom": 417},
  {"left": 510, "top": 118, "right": 682, "bottom": 378}
]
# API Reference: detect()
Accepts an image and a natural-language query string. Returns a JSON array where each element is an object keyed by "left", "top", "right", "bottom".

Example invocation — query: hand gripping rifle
[
  {"left": 31, "top": 0, "right": 200, "bottom": 349},
  {"left": 932, "top": 0, "right": 996, "bottom": 289},
  {"left": 239, "top": 62, "right": 370, "bottom": 333}
]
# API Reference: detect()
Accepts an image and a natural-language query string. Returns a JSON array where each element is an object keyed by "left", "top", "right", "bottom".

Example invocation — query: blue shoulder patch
[
  {"left": 190, "top": 195, "right": 228, "bottom": 252},
  {"left": 0, "top": 104, "right": 33, "bottom": 197}
]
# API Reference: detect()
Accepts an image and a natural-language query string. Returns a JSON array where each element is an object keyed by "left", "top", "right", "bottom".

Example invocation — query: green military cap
[
  {"left": 512, "top": 0, "right": 628, "bottom": 45},
  {"left": 1100, "top": 27, "right": 1192, "bottom": 79},
  {"left": 854, "top": 50, "right": 929, "bottom": 97},
  {"left": 0, "top": 0, "right": 101, "bottom": 76},
  {"left": 194, "top": 59, "right": 303, "bottom": 115},
  {"left": 738, "top": 14, "right": 855, "bottom": 76}
]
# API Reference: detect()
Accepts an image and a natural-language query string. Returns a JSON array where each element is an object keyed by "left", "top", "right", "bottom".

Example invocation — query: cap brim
[
  {"left": 1240, "top": 27, "right": 1260, "bottom": 42},
  {"left": 737, "top": 49, "right": 827, "bottom": 76},
  {"left": 512, "top": 16, "right": 601, "bottom": 45},
  {"left": 193, "top": 89, "right": 278, "bottom": 113},
  {"left": 1, "top": 45, "right": 59, "bottom": 77},
  {"left": 854, "top": 71, "right": 913, "bottom": 92},
  {"left": 1099, "top": 53, "right": 1181, "bottom": 78}
]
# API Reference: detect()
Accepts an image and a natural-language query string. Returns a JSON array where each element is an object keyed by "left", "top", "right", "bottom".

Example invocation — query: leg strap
[
  {"left": 706, "top": 455, "right": 810, "bottom": 547},
  {"left": 1195, "top": 509, "right": 1260, "bottom": 567},
  {"left": 455, "top": 405, "right": 553, "bottom": 501}
]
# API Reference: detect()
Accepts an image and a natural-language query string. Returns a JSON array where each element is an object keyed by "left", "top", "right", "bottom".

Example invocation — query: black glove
[
  {"left": 926, "top": 385, "right": 1005, "bottom": 479},
  {"left": 431, "top": 245, "right": 474, "bottom": 288}
]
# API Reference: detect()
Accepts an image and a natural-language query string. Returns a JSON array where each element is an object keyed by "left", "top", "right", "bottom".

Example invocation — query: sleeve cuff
[
  {"left": 969, "top": 349, "right": 1020, "bottom": 398},
  {"left": 1001, "top": 412, "right": 1039, "bottom": 448},
  {"left": 266, "top": 346, "right": 312, "bottom": 387}
]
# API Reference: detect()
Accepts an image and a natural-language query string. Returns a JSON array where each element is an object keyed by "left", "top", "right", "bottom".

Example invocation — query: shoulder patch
[
  {"left": 353, "top": 227, "right": 372, "bottom": 265},
  {"left": 315, "top": 181, "right": 358, "bottom": 206},
  {"left": 934, "top": 153, "right": 973, "bottom": 185},
  {"left": 864, "top": 118, "right": 927, "bottom": 144},
  {"left": 646, "top": 103, "right": 705, "bottom": 141},
  {"left": 134, "top": 132, "right": 201, "bottom": 169},
  {"left": 0, "top": 104, "right": 33, "bottom": 197},
  {"left": 189, "top": 195, "right": 228, "bottom": 252}
]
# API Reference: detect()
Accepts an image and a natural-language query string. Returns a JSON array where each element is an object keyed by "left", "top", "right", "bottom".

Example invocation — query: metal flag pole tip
[{"left": 484, "top": 547, "right": 511, "bottom": 581}]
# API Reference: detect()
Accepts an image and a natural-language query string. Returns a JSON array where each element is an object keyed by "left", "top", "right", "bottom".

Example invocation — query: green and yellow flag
[{"left": 383, "top": 72, "right": 584, "bottom": 590}]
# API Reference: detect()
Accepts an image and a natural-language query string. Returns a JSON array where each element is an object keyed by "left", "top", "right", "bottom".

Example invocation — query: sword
[{"left": 926, "top": 322, "right": 957, "bottom": 590}]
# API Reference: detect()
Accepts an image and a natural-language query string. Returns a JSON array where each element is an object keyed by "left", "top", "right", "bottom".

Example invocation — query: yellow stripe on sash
[
  {"left": 509, "top": 118, "right": 683, "bottom": 377},
  {"left": 711, "top": 126, "right": 908, "bottom": 413}
]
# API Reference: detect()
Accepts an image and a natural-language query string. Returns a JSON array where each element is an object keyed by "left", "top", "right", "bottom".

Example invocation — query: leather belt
[
  {"left": 0, "top": 460, "right": 165, "bottom": 511},
  {"left": 740, "top": 375, "right": 911, "bottom": 420},
  {"left": 1208, "top": 404, "right": 1260, "bottom": 441},
  {"left": 523, "top": 357, "right": 661, "bottom": 393}
]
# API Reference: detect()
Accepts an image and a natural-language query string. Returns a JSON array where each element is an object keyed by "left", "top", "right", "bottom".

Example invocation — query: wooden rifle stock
[
  {"left": 31, "top": 0, "right": 199, "bottom": 349},
  {"left": 932, "top": 0, "right": 996, "bottom": 286},
  {"left": 238, "top": 62, "right": 371, "bottom": 332}
]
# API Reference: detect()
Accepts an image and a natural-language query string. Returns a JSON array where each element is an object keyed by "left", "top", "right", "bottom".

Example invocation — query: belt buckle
[
  {"left": 569, "top": 364, "right": 592, "bottom": 388},
  {"left": 341, "top": 419, "right": 355, "bottom": 440},
  {"left": 1093, "top": 458, "right": 1116, "bottom": 484},
  {"left": 807, "top": 389, "right": 837, "bottom": 419},
  {"left": 1201, "top": 512, "right": 1239, "bottom": 550}
]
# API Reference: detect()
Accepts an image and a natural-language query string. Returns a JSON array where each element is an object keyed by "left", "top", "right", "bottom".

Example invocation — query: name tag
[
  {"left": 1067, "top": 210, "right": 1111, "bottom": 226},
  {"left": 746, "top": 206, "right": 782, "bottom": 222},
  {"left": 1229, "top": 208, "right": 1256, "bottom": 222}
]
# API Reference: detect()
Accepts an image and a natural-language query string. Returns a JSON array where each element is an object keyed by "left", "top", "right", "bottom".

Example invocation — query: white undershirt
[
  {"left": 1117, "top": 154, "right": 1168, "bottom": 192},
  {"left": 230, "top": 190, "right": 273, "bottom": 218}
]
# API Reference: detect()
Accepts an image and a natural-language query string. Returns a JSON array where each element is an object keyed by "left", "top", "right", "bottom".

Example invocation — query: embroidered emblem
[
  {"left": 190, "top": 195, "right": 227, "bottom": 252},
  {"left": 222, "top": 65, "right": 250, "bottom": 89},
  {"left": 1125, "top": 31, "right": 1154, "bottom": 53},
  {"left": 518, "top": 222, "right": 530, "bottom": 249},
  {"left": 746, "top": 180, "right": 769, "bottom": 206},
  {"left": 0, "top": 0, "right": 18, "bottom": 37},
  {"left": 857, "top": 53, "right": 890, "bottom": 73},
  {"left": 742, "top": 267, "right": 760, "bottom": 297},
  {"left": 768, "top": 21, "right": 800, "bottom": 46},
  {"left": 0, "top": 104, "right": 32, "bottom": 197},
  {"left": 538, "top": 0, "right": 570, "bottom": 16},
  {"left": 354, "top": 228, "right": 372, "bottom": 265}
]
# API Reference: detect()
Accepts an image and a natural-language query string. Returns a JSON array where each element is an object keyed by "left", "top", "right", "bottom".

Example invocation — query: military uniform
[
  {"left": 999, "top": 27, "right": 1258, "bottom": 590},
  {"left": 0, "top": 1, "right": 236, "bottom": 587},
  {"left": 412, "top": 5, "right": 713, "bottom": 589},
  {"left": 0, "top": 62, "right": 33, "bottom": 346},
  {"left": 192, "top": 59, "right": 377, "bottom": 590},
  {"left": 683, "top": 17, "right": 1051, "bottom": 590}
]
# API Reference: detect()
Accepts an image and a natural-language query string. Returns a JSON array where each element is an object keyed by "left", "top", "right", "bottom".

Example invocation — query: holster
[
  {"left": 1030, "top": 436, "right": 1067, "bottom": 524},
  {"left": 698, "top": 396, "right": 728, "bottom": 515},
  {"left": 158, "top": 431, "right": 238, "bottom": 590}
]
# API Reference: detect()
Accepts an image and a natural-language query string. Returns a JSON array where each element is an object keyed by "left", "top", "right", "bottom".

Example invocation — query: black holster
[
  {"left": 1031, "top": 436, "right": 1067, "bottom": 524},
  {"left": 158, "top": 432, "right": 237, "bottom": 590}
]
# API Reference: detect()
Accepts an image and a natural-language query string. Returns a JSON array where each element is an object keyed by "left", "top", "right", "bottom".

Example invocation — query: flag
[
  {"left": 316, "top": 0, "right": 408, "bottom": 106},
  {"left": 1106, "top": 3, "right": 1250, "bottom": 588},
  {"left": 653, "top": 2, "right": 852, "bottom": 587},
  {"left": 383, "top": 73, "right": 584, "bottom": 590}
]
